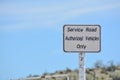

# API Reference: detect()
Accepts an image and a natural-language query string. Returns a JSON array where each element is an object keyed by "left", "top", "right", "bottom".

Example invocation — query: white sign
[{"left": 63, "top": 25, "right": 101, "bottom": 52}]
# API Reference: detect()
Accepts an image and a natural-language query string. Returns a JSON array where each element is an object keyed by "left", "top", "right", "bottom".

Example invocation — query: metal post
[
  {"left": 79, "top": 52, "right": 86, "bottom": 80},
  {"left": 67, "top": 76, "right": 69, "bottom": 80}
]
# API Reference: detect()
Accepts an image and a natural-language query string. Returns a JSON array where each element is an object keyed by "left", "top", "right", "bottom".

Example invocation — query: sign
[{"left": 63, "top": 25, "right": 101, "bottom": 52}]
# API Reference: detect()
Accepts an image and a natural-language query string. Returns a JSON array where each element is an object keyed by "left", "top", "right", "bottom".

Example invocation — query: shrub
[{"left": 113, "top": 76, "right": 120, "bottom": 80}]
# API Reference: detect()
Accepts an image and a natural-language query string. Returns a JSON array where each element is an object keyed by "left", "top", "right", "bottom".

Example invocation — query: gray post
[
  {"left": 79, "top": 53, "right": 86, "bottom": 80},
  {"left": 67, "top": 76, "right": 69, "bottom": 80}
]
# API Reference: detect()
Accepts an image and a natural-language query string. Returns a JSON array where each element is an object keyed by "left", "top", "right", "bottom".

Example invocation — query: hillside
[{"left": 15, "top": 64, "right": 120, "bottom": 80}]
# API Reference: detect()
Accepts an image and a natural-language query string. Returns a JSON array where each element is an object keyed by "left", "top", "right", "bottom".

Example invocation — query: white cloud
[{"left": 0, "top": 1, "right": 120, "bottom": 32}]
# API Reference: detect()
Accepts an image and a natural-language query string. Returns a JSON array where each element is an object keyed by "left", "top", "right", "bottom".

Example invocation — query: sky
[{"left": 0, "top": 0, "right": 120, "bottom": 80}]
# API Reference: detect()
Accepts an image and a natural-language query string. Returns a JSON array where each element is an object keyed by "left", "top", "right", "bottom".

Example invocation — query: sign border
[{"left": 63, "top": 24, "right": 101, "bottom": 53}]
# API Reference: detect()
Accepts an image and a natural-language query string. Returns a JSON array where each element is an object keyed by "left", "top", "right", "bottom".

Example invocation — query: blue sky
[{"left": 0, "top": 0, "right": 120, "bottom": 80}]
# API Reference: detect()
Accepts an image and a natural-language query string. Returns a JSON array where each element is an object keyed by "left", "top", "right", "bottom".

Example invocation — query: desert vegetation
[{"left": 15, "top": 60, "right": 120, "bottom": 80}]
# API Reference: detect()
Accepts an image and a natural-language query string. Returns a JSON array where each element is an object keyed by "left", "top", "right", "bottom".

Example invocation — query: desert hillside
[{"left": 13, "top": 61, "right": 120, "bottom": 80}]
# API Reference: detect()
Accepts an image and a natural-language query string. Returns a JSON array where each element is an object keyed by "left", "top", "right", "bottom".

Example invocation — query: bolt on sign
[{"left": 63, "top": 25, "right": 101, "bottom": 52}]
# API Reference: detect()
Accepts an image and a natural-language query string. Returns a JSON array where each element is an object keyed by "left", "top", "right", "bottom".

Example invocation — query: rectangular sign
[{"left": 63, "top": 25, "right": 101, "bottom": 52}]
